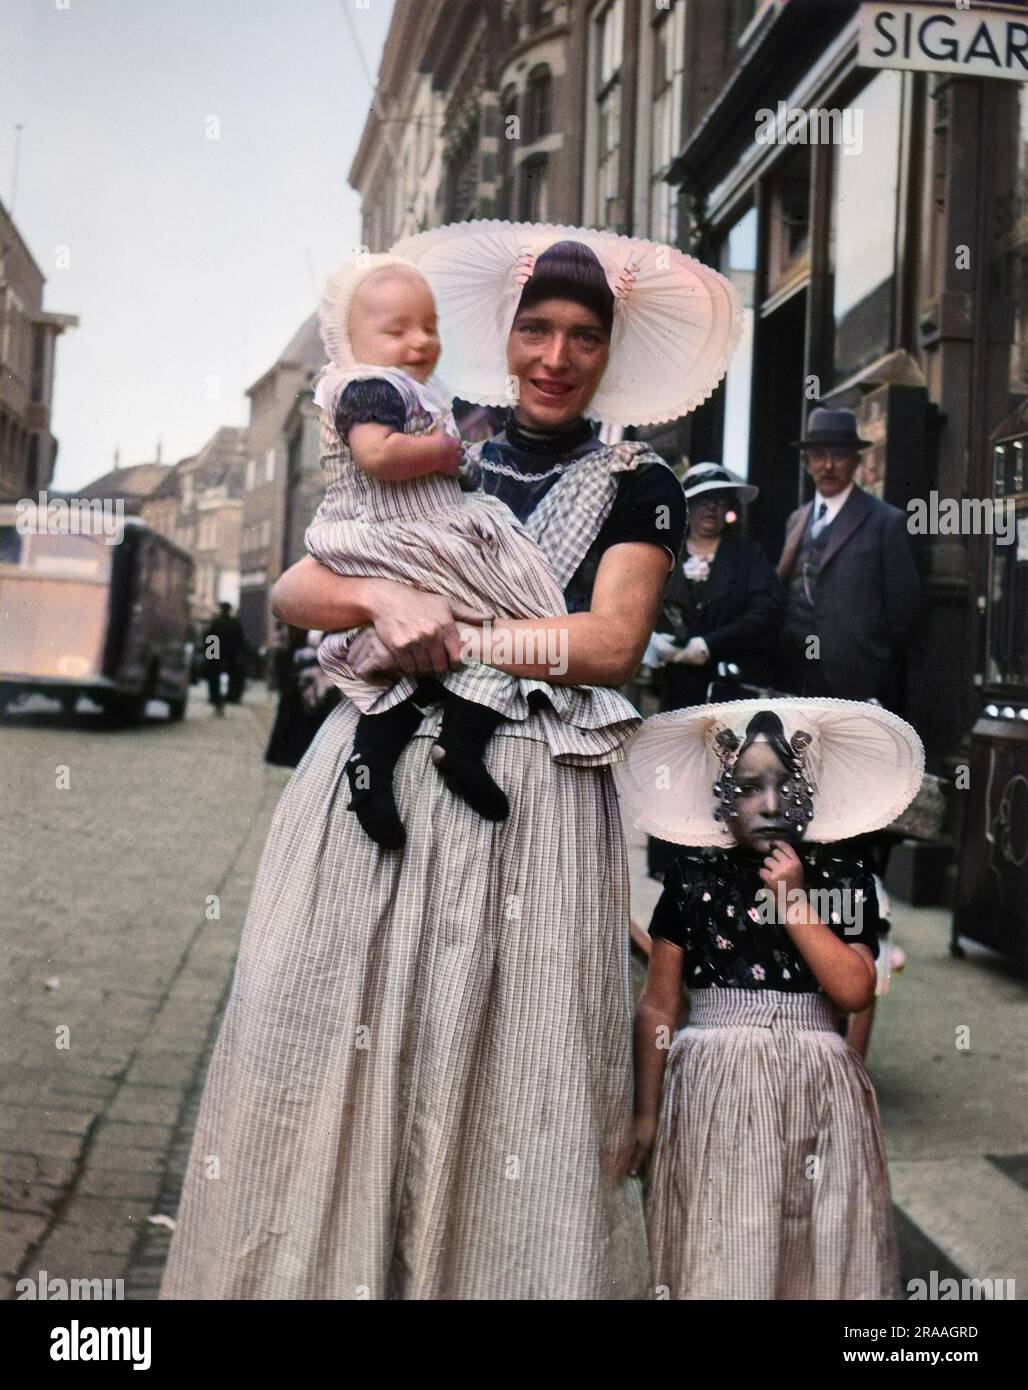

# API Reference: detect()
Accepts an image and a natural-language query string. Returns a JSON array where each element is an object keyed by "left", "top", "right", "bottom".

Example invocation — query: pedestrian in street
[
  {"left": 775, "top": 407, "right": 923, "bottom": 707},
  {"left": 158, "top": 223, "right": 739, "bottom": 1300},
  {"left": 776, "top": 406, "right": 925, "bottom": 1053},
  {"left": 620, "top": 697, "right": 924, "bottom": 1298},
  {"left": 203, "top": 602, "right": 246, "bottom": 716},
  {"left": 647, "top": 461, "right": 783, "bottom": 879}
]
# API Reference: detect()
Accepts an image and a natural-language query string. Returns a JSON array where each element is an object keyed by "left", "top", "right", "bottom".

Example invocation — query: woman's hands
[
  {"left": 648, "top": 633, "right": 709, "bottom": 667},
  {"left": 649, "top": 632, "right": 680, "bottom": 666},
  {"left": 354, "top": 588, "right": 491, "bottom": 680},
  {"left": 673, "top": 636, "right": 710, "bottom": 666},
  {"left": 623, "top": 1111, "right": 657, "bottom": 1179}
]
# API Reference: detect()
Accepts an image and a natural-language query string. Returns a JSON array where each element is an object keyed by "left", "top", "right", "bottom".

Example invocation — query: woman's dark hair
[{"left": 515, "top": 240, "right": 614, "bottom": 337}]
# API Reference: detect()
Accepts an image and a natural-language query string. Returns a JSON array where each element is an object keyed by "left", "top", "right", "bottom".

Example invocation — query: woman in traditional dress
[
  {"left": 159, "top": 221, "right": 739, "bottom": 1300},
  {"left": 646, "top": 462, "right": 782, "bottom": 880},
  {"left": 619, "top": 698, "right": 923, "bottom": 1298}
]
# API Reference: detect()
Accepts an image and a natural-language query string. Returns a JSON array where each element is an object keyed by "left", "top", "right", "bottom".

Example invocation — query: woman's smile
[
  {"left": 507, "top": 297, "right": 610, "bottom": 428},
  {"left": 531, "top": 376, "right": 575, "bottom": 399}
]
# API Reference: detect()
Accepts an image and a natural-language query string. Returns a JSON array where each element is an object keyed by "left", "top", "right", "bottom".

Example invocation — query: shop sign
[{"left": 859, "top": 3, "right": 1028, "bottom": 82}]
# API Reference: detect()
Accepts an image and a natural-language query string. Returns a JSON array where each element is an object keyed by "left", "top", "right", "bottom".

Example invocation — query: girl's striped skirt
[
  {"left": 159, "top": 700, "right": 648, "bottom": 1300},
  {"left": 646, "top": 988, "right": 899, "bottom": 1300}
]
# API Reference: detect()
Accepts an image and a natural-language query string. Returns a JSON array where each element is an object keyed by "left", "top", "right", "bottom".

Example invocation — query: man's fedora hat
[{"left": 793, "top": 406, "right": 871, "bottom": 450}]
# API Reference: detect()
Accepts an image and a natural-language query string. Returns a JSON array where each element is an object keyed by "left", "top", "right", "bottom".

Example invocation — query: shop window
[
  {"left": 649, "top": 0, "right": 685, "bottom": 244},
  {"left": 719, "top": 208, "right": 758, "bottom": 479},
  {"left": 986, "top": 439, "right": 1028, "bottom": 691},
  {"left": 765, "top": 146, "right": 811, "bottom": 304},
  {"left": 1001, "top": 85, "right": 1028, "bottom": 395},
  {"left": 830, "top": 69, "right": 902, "bottom": 382}
]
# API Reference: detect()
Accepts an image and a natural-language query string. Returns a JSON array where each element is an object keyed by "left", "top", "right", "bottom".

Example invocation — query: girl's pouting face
[
  {"left": 725, "top": 739, "right": 811, "bottom": 855},
  {"left": 348, "top": 269, "right": 441, "bottom": 383}
]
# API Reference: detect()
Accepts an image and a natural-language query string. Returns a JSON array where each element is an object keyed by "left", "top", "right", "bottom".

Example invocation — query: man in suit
[{"left": 776, "top": 407, "right": 923, "bottom": 708}]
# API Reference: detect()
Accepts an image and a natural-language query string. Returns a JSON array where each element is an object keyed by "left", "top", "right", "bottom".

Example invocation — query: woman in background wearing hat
[
  {"left": 619, "top": 698, "right": 922, "bottom": 1299},
  {"left": 647, "top": 462, "right": 782, "bottom": 879},
  {"left": 160, "top": 224, "right": 740, "bottom": 1301}
]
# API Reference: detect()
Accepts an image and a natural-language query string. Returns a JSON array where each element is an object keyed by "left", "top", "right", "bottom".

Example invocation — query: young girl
[
  {"left": 308, "top": 251, "right": 638, "bottom": 849},
  {"left": 616, "top": 697, "right": 924, "bottom": 1299}
]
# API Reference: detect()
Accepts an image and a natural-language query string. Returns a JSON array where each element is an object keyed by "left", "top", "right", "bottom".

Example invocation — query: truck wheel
[
  {"left": 167, "top": 688, "right": 189, "bottom": 721},
  {"left": 103, "top": 693, "right": 145, "bottom": 726}
]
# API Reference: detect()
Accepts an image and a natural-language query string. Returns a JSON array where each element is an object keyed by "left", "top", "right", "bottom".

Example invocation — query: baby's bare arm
[{"left": 348, "top": 420, "right": 462, "bottom": 482}]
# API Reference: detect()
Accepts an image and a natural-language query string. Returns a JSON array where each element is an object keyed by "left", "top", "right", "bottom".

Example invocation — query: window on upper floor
[
  {"left": 589, "top": 0, "right": 625, "bottom": 230},
  {"left": 519, "top": 155, "right": 549, "bottom": 222},
  {"left": 527, "top": 0, "right": 557, "bottom": 33},
  {"left": 499, "top": 84, "right": 519, "bottom": 217},
  {"left": 30, "top": 324, "right": 47, "bottom": 404},
  {"left": 525, "top": 65, "right": 552, "bottom": 145},
  {"left": 649, "top": 0, "right": 686, "bottom": 244},
  {"left": 265, "top": 448, "right": 276, "bottom": 484}
]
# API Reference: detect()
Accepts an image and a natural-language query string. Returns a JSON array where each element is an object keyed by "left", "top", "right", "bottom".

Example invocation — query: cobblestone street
[
  {"left": 3, "top": 684, "right": 1025, "bottom": 1300},
  {"left": 1, "top": 686, "right": 287, "bottom": 1299}
]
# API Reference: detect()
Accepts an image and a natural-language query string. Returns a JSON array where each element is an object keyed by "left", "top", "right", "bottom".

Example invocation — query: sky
[{"left": 0, "top": 0, "right": 395, "bottom": 492}]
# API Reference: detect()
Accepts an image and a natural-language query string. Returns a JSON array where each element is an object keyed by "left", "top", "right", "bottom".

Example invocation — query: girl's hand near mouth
[{"left": 759, "top": 840, "right": 805, "bottom": 896}]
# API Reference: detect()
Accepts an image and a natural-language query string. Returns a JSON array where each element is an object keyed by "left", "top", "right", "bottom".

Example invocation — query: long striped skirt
[
  {"left": 159, "top": 700, "right": 648, "bottom": 1300},
  {"left": 646, "top": 989, "right": 899, "bottom": 1300}
]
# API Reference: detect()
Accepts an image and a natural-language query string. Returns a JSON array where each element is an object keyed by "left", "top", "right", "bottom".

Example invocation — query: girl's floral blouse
[{"left": 648, "top": 845, "right": 880, "bottom": 992}]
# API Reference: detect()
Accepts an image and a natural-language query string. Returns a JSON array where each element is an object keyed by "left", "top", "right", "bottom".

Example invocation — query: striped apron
[
  {"left": 646, "top": 988, "right": 900, "bottom": 1300},
  {"left": 159, "top": 442, "right": 671, "bottom": 1300}
]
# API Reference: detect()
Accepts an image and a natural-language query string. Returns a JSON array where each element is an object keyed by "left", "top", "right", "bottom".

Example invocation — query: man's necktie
[{"left": 810, "top": 500, "right": 828, "bottom": 539}]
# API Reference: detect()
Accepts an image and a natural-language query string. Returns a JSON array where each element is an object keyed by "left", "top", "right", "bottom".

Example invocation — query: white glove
[
  {"left": 671, "top": 636, "right": 710, "bottom": 666},
  {"left": 647, "top": 632, "right": 680, "bottom": 667}
]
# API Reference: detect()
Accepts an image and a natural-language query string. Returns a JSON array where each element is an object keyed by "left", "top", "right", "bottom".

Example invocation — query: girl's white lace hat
[
  {"left": 390, "top": 220, "right": 743, "bottom": 429},
  {"left": 614, "top": 698, "right": 925, "bottom": 847}
]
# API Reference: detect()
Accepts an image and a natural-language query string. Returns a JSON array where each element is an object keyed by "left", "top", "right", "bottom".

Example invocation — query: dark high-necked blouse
[
  {"left": 335, "top": 381, "right": 687, "bottom": 613},
  {"left": 648, "top": 845, "right": 880, "bottom": 993}
]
